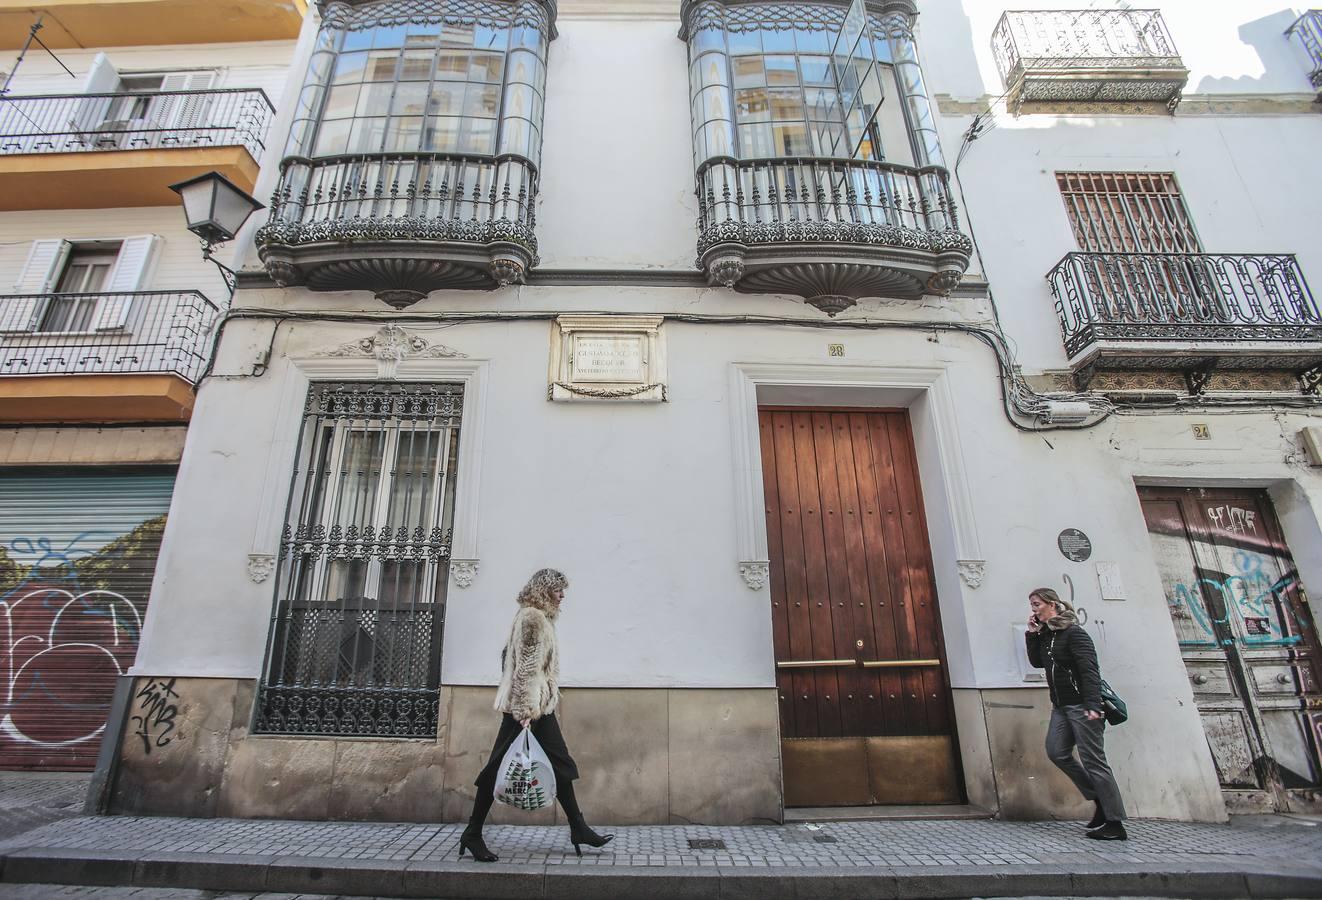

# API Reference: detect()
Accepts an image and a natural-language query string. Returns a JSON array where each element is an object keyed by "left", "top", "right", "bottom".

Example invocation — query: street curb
[{"left": 3, "top": 847, "right": 1322, "bottom": 898}]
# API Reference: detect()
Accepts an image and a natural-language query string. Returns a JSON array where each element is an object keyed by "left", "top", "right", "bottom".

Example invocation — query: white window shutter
[
  {"left": 1, "top": 240, "right": 71, "bottom": 333},
  {"left": 82, "top": 53, "right": 122, "bottom": 94},
  {"left": 160, "top": 71, "right": 215, "bottom": 134},
  {"left": 71, "top": 54, "right": 122, "bottom": 138},
  {"left": 94, "top": 235, "right": 159, "bottom": 331}
]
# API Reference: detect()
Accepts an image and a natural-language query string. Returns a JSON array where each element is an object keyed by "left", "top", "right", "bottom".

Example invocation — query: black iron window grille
[
  {"left": 256, "top": 381, "right": 463, "bottom": 738},
  {"left": 1056, "top": 172, "right": 1200, "bottom": 254},
  {"left": 0, "top": 89, "right": 274, "bottom": 160},
  {"left": 1287, "top": 11, "right": 1322, "bottom": 90}
]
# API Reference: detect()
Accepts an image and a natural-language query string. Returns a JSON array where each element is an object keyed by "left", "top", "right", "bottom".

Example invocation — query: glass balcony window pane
[
  {"left": 391, "top": 82, "right": 429, "bottom": 117},
  {"left": 424, "top": 116, "right": 461, "bottom": 152},
  {"left": 372, "top": 24, "right": 407, "bottom": 49},
  {"left": 333, "top": 50, "right": 368, "bottom": 85},
  {"left": 702, "top": 120, "right": 735, "bottom": 157},
  {"left": 356, "top": 81, "right": 394, "bottom": 118},
  {"left": 474, "top": 23, "right": 508, "bottom": 51},
  {"left": 506, "top": 49, "right": 541, "bottom": 87},
  {"left": 762, "top": 27, "right": 794, "bottom": 53},
  {"left": 698, "top": 85, "right": 730, "bottom": 122},
  {"left": 733, "top": 56, "right": 765, "bottom": 87},
  {"left": 860, "top": 66, "right": 885, "bottom": 110},
  {"left": 309, "top": 50, "right": 334, "bottom": 84},
  {"left": 405, "top": 21, "right": 442, "bottom": 45},
  {"left": 434, "top": 49, "right": 469, "bottom": 80},
  {"left": 499, "top": 83, "right": 533, "bottom": 119},
  {"left": 385, "top": 116, "right": 423, "bottom": 151},
  {"left": 800, "top": 55, "right": 832, "bottom": 86},
  {"left": 365, "top": 51, "right": 399, "bottom": 82},
  {"left": 511, "top": 23, "right": 541, "bottom": 50},
  {"left": 348, "top": 116, "right": 388, "bottom": 153},
  {"left": 470, "top": 52, "right": 505, "bottom": 82},
  {"left": 765, "top": 55, "right": 799, "bottom": 86},
  {"left": 796, "top": 28, "right": 830, "bottom": 54},
  {"left": 695, "top": 52, "right": 729, "bottom": 90},
  {"left": 313, "top": 117, "right": 351, "bottom": 156},
  {"left": 399, "top": 49, "right": 434, "bottom": 81},
  {"left": 768, "top": 88, "right": 804, "bottom": 121},
  {"left": 498, "top": 115, "right": 531, "bottom": 156},
  {"left": 736, "top": 87, "right": 770, "bottom": 122},
  {"left": 298, "top": 84, "right": 325, "bottom": 118},
  {"left": 693, "top": 23, "right": 725, "bottom": 54},
  {"left": 772, "top": 122, "right": 809, "bottom": 155},
  {"left": 324, "top": 84, "right": 360, "bottom": 119},
  {"left": 728, "top": 28, "right": 761, "bottom": 55},
  {"left": 462, "top": 117, "right": 496, "bottom": 154},
  {"left": 342, "top": 29, "right": 373, "bottom": 52},
  {"left": 811, "top": 121, "right": 845, "bottom": 156},
  {"left": 426, "top": 81, "right": 467, "bottom": 116},
  {"left": 441, "top": 21, "right": 477, "bottom": 48},
  {"left": 805, "top": 87, "right": 840, "bottom": 121},
  {"left": 738, "top": 122, "right": 774, "bottom": 157}
]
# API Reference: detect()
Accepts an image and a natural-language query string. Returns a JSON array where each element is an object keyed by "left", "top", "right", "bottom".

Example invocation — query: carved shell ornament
[{"left": 317, "top": 325, "right": 467, "bottom": 378}]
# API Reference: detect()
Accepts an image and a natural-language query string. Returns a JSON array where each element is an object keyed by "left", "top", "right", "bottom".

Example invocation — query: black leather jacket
[{"left": 1026, "top": 624, "right": 1102, "bottom": 711}]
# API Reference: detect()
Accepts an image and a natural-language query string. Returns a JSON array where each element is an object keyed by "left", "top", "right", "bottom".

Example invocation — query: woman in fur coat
[
  {"left": 1026, "top": 587, "right": 1128, "bottom": 840},
  {"left": 460, "top": 568, "right": 614, "bottom": 863}
]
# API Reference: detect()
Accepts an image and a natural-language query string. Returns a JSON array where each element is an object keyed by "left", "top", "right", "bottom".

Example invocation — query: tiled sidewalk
[{"left": 2, "top": 814, "right": 1320, "bottom": 898}]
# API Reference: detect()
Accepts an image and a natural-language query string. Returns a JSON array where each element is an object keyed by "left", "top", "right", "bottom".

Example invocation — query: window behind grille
[
  {"left": 256, "top": 381, "right": 462, "bottom": 738},
  {"left": 1056, "top": 172, "right": 1201, "bottom": 253}
]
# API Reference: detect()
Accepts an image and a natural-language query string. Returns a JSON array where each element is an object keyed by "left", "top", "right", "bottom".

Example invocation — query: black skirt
[{"left": 474, "top": 712, "right": 579, "bottom": 792}]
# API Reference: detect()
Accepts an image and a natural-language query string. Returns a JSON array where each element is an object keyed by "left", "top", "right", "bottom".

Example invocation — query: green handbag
[{"left": 1100, "top": 679, "right": 1128, "bottom": 726}]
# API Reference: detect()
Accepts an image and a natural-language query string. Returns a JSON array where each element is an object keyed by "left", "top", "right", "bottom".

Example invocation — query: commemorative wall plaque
[
  {"left": 549, "top": 315, "right": 667, "bottom": 402},
  {"left": 1057, "top": 528, "right": 1093, "bottom": 563}
]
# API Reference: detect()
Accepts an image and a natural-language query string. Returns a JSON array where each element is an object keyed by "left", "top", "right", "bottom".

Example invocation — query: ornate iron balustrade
[
  {"left": 0, "top": 89, "right": 273, "bottom": 159},
  {"left": 696, "top": 156, "right": 973, "bottom": 313},
  {"left": 991, "top": 9, "right": 1188, "bottom": 110},
  {"left": 256, "top": 151, "right": 539, "bottom": 307},
  {"left": 1288, "top": 11, "right": 1322, "bottom": 90},
  {"left": 1048, "top": 253, "right": 1322, "bottom": 359},
  {"left": 0, "top": 290, "right": 219, "bottom": 383}
]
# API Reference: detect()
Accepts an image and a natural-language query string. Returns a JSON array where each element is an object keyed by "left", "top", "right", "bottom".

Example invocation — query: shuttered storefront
[{"left": 0, "top": 471, "right": 175, "bottom": 770}]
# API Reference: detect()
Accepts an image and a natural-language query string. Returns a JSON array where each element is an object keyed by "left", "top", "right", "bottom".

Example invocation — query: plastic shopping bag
[{"left": 494, "top": 726, "right": 556, "bottom": 811}]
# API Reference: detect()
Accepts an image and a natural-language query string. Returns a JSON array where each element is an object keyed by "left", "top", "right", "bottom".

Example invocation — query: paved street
[{"left": 0, "top": 773, "right": 90, "bottom": 844}]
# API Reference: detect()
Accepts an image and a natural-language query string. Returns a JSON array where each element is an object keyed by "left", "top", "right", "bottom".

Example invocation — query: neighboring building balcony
[
  {"left": 1287, "top": 10, "right": 1322, "bottom": 93},
  {"left": 697, "top": 157, "right": 973, "bottom": 316},
  {"left": 0, "top": 290, "right": 219, "bottom": 423},
  {"left": 0, "top": 0, "right": 306, "bottom": 49},
  {"left": 0, "top": 89, "right": 274, "bottom": 210},
  {"left": 1048, "top": 252, "right": 1322, "bottom": 392},
  {"left": 992, "top": 9, "right": 1189, "bottom": 112},
  {"left": 255, "top": 151, "right": 539, "bottom": 308}
]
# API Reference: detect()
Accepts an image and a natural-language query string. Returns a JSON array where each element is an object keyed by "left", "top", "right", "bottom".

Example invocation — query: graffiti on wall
[
  {"left": 131, "top": 678, "right": 179, "bottom": 753},
  {"left": 0, "top": 517, "right": 165, "bottom": 767},
  {"left": 1165, "top": 547, "right": 1305, "bottom": 647}
]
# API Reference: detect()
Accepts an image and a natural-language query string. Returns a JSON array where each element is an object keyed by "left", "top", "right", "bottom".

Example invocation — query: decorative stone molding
[
  {"left": 247, "top": 553, "right": 276, "bottom": 584},
  {"left": 957, "top": 560, "right": 986, "bottom": 589},
  {"left": 740, "top": 561, "right": 770, "bottom": 591},
  {"left": 451, "top": 559, "right": 479, "bottom": 588},
  {"left": 548, "top": 315, "right": 667, "bottom": 402},
  {"left": 318, "top": 324, "right": 467, "bottom": 380}
]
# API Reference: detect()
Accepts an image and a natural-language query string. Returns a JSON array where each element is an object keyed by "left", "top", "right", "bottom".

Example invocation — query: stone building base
[{"left": 108, "top": 678, "right": 783, "bottom": 826}]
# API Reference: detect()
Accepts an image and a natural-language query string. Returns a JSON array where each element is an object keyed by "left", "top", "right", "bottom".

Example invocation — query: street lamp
[{"left": 169, "top": 171, "right": 264, "bottom": 295}]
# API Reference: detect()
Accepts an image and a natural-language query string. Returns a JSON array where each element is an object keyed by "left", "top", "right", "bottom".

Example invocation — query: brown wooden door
[
  {"left": 1139, "top": 486, "right": 1322, "bottom": 814},
  {"left": 760, "top": 408, "right": 960, "bottom": 807}
]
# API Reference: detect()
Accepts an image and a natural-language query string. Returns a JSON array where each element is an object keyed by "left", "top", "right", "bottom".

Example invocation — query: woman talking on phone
[{"left": 1026, "top": 587, "right": 1128, "bottom": 840}]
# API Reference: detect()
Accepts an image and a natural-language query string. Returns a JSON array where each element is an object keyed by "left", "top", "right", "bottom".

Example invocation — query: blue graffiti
[{"left": 1168, "top": 549, "right": 1305, "bottom": 648}]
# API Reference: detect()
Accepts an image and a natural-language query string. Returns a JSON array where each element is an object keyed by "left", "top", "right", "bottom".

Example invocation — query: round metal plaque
[{"left": 1057, "top": 528, "right": 1093, "bottom": 563}]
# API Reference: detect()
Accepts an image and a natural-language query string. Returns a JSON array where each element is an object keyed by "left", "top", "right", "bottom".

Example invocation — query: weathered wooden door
[
  {"left": 760, "top": 408, "right": 961, "bottom": 807},
  {"left": 1139, "top": 486, "right": 1322, "bottom": 813}
]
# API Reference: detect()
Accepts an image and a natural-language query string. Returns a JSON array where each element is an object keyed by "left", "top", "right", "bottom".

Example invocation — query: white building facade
[{"left": 97, "top": 0, "right": 1322, "bottom": 824}]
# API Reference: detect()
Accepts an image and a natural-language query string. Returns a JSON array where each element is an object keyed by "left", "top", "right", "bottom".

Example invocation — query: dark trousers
[
  {"left": 469, "top": 713, "right": 581, "bottom": 829},
  {"left": 1046, "top": 705, "right": 1127, "bottom": 821}
]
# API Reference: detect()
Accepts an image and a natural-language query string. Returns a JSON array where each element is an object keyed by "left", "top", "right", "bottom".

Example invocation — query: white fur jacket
[{"left": 493, "top": 594, "right": 560, "bottom": 722}]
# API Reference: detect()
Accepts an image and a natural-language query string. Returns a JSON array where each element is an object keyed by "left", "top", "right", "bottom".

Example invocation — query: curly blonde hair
[{"left": 516, "top": 568, "right": 568, "bottom": 614}]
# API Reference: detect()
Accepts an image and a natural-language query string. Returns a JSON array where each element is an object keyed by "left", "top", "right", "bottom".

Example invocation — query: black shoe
[
  {"left": 1085, "top": 821, "right": 1128, "bottom": 841},
  {"left": 568, "top": 820, "right": 615, "bottom": 857},
  {"left": 1087, "top": 801, "right": 1106, "bottom": 829},
  {"left": 459, "top": 827, "right": 498, "bottom": 862}
]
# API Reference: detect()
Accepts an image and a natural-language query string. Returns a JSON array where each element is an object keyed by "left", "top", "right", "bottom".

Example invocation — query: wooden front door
[
  {"left": 759, "top": 408, "right": 961, "bottom": 807},
  {"left": 1139, "top": 486, "right": 1322, "bottom": 814}
]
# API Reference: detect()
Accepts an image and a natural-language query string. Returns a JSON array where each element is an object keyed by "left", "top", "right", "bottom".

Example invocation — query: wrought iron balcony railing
[
  {"left": 1048, "top": 252, "right": 1322, "bottom": 359},
  {"left": 0, "top": 290, "right": 219, "bottom": 384},
  {"left": 1288, "top": 11, "right": 1322, "bottom": 90},
  {"left": 255, "top": 151, "right": 539, "bottom": 307},
  {"left": 0, "top": 89, "right": 274, "bottom": 159},
  {"left": 696, "top": 156, "right": 973, "bottom": 312},
  {"left": 991, "top": 9, "right": 1188, "bottom": 110}
]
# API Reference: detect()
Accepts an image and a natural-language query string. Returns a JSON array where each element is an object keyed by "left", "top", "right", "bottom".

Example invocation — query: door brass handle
[{"left": 776, "top": 658, "right": 941, "bottom": 669}]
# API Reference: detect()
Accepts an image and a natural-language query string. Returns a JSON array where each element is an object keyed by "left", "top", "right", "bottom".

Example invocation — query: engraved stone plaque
[
  {"left": 572, "top": 334, "right": 646, "bottom": 383},
  {"left": 549, "top": 315, "right": 666, "bottom": 403}
]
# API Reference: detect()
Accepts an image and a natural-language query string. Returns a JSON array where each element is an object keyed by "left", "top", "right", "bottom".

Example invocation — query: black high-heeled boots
[
  {"left": 459, "top": 792, "right": 499, "bottom": 862},
  {"left": 558, "top": 779, "right": 614, "bottom": 857}
]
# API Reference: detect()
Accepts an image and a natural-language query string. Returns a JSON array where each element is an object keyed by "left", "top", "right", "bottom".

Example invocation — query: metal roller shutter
[{"left": 0, "top": 471, "right": 175, "bottom": 770}]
